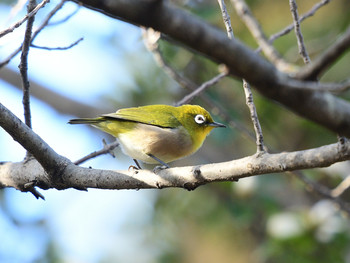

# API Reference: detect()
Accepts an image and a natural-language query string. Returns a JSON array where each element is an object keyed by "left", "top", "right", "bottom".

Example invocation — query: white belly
[{"left": 117, "top": 123, "right": 193, "bottom": 164}]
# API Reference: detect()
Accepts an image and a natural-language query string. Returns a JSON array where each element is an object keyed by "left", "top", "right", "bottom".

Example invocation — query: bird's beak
[{"left": 208, "top": 121, "right": 226, "bottom": 128}]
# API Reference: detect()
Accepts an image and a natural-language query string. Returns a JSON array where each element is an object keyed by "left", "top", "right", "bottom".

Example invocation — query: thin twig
[
  {"left": 331, "top": 176, "right": 350, "bottom": 198},
  {"left": 219, "top": 0, "right": 265, "bottom": 153},
  {"left": 31, "top": 37, "right": 84, "bottom": 50},
  {"left": 296, "top": 25, "right": 350, "bottom": 80},
  {"left": 0, "top": 0, "right": 49, "bottom": 38},
  {"left": 292, "top": 171, "right": 350, "bottom": 216},
  {"left": 175, "top": 71, "right": 228, "bottom": 106},
  {"left": 222, "top": 0, "right": 349, "bottom": 214},
  {"left": 243, "top": 81, "right": 265, "bottom": 153},
  {"left": 284, "top": 78, "right": 350, "bottom": 92},
  {"left": 268, "top": 0, "right": 331, "bottom": 45},
  {"left": 19, "top": 0, "right": 37, "bottom": 131},
  {"left": 0, "top": 0, "right": 67, "bottom": 68},
  {"left": 217, "top": 0, "right": 234, "bottom": 39},
  {"left": 74, "top": 140, "right": 120, "bottom": 165},
  {"left": 230, "top": 0, "right": 293, "bottom": 72},
  {"left": 142, "top": 28, "right": 256, "bottom": 143},
  {"left": 142, "top": 28, "right": 198, "bottom": 90},
  {"left": 47, "top": 5, "right": 81, "bottom": 26},
  {"left": 289, "top": 0, "right": 311, "bottom": 64},
  {"left": 23, "top": 180, "right": 45, "bottom": 200},
  {"left": 142, "top": 27, "right": 228, "bottom": 107}
]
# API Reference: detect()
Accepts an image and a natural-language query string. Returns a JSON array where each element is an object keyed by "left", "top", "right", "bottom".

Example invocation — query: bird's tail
[{"left": 68, "top": 117, "right": 104, "bottom": 125}]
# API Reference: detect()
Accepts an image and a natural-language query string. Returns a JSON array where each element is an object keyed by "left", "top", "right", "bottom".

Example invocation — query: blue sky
[{"left": 0, "top": 1, "right": 161, "bottom": 262}]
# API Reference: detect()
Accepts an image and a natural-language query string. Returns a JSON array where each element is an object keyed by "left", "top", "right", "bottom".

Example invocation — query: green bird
[{"left": 69, "top": 104, "right": 225, "bottom": 168}]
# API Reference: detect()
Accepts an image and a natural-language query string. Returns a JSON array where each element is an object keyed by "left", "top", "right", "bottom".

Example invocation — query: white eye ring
[{"left": 194, "top": 114, "right": 206, "bottom": 124}]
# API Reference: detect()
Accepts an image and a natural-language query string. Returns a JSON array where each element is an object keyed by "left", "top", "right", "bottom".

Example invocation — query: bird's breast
[{"left": 117, "top": 123, "right": 194, "bottom": 164}]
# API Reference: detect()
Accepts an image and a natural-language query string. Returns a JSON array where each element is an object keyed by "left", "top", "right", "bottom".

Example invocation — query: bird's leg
[
  {"left": 131, "top": 159, "right": 142, "bottom": 169},
  {"left": 129, "top": 159, "right": 142, "bottom": 170},
  {"left": 147, "top": 153, "right": 170, "bottom": 168}
]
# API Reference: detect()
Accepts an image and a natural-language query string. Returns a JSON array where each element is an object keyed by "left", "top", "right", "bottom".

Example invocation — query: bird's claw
[
  {"left": 153, "top": 165, "right": 169, "bottom": 174},
  {"left": 128, "top": 165, "right": 140, "bottom": 172}
]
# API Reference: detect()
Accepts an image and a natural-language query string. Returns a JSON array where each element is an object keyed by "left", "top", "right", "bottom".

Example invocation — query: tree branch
[
  {"left": 292, "top": 171, "right": 350, "bottom": 215},
  {"left": 218, "top": 0, "right": 234, "bottom": 39},
  {"left": 0, "top": 0, "right": 49, "bottom": 38},
  {"left": 73, "top": 140, "right": 119, "bottom": 165},
  {"left": 0, "top": 0, "right": 66, "bottom": 68},
  {"left": 296, "top": 25, "right": 350, "bottom": 80},
  {"left": 243, "top": 80, "right": 265, "bottom": 153},
  {"left": 31, "top": 37, "right": 84, "bottom": 50},
  {"left": 289, "top": 0, "right": 311, "bottom": 64},
  {"left": 230, "top": 0, "right": 294, "bottom": 72},
  {"left": 217, "top": 0, "right": 265, "bottom": 154},
  {"left": 19, "top": 0, "right": 37, "bottom": 130},
  {"left": 331, "top": 175, "right": 350, "bottom": 198},
  {"left": 175, "top": 71, "right": 228, "bottom": 106},
  {"left": 267, "top": 0, "right": 331, "bottom": 46},
  {"left": 70, "top": 0, "right": 350, "bottom": 137},
  {"left": 1, "top": 102, "right": 350, "bottom": 194},
  {"left": 142, "top": 28, "right": 256, "bottom": 143},
  {"left": 0, "top": 103, "right": 70, "bottom": 185}
]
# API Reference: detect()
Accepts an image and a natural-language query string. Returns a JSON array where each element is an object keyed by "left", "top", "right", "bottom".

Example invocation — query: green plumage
[
  {"left": 68, "top": 105, "right": 182, "bottom": 128},
  {"left": 68, "top": 104, "right": 225, "bottom": 166},
  {"left": 102, "top": 105, "right": 182, "bottom": 128}
]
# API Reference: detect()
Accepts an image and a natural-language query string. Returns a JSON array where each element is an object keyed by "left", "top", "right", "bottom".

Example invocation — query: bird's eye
[{"left": 194, "top": 114, "right": 206, "bottom": 124}]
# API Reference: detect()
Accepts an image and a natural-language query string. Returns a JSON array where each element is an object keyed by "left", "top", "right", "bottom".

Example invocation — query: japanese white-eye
[{"left": 68, "top": 104, "right": 225, "bottom": 167}]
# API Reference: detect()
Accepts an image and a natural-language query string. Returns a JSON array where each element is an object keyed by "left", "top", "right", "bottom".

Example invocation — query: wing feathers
[{"left": 102, "top": 105, "right": 181, "bottom": 128}]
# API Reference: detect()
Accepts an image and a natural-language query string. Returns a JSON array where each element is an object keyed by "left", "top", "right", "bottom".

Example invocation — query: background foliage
[{"left": 1, "top": 0, "right": 350, "bottom": 262}]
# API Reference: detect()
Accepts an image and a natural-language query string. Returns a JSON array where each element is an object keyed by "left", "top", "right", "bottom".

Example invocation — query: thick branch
[
  {"left": 1, "top": 140, "right": 350, "bottom": 192},
  {"left": 1, "top": 101, "right": 350, "bottom": 193},
  {"left": 70, "top": 0, "right": 350, "bottom": 137},
  {"left": 0, "top": 103, "right": 70, "bottom": 182}
]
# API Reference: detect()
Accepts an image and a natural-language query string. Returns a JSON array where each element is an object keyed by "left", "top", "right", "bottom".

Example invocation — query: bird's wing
[{"left": 102, "top": 106, "right": 181, "bottom": 128}]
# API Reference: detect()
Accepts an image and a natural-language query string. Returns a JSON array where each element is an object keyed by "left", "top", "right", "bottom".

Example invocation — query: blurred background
[{"left": 1, "top": 0, "right": 350, "bottom": 262}]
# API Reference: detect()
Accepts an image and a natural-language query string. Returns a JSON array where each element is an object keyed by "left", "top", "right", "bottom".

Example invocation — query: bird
[{"left": 68, "top": 104, "right": 226, "bottom": 168}]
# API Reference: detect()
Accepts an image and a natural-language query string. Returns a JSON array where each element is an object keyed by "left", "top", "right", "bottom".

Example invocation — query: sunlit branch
[
  {"left": 2, "top": 100, "right": 350, "bottom": 217},
  {"left": 331, "top": 176, "right": 350, "bottom": 198},
  {"left": 0, "top": 102, "right": 71, "bottom": 185}
]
